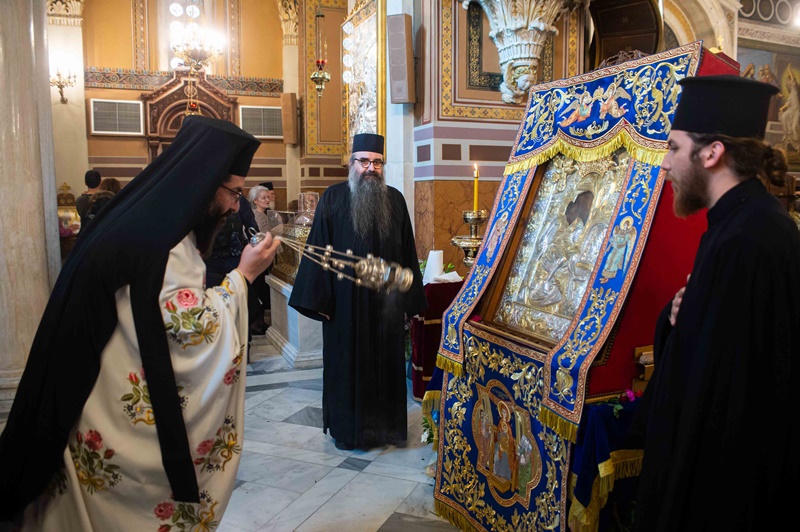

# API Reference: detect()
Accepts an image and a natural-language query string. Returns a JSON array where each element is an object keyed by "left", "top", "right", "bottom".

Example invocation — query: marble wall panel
[{"left": 414, "top": 181, "right": 435, "bottom": 260}]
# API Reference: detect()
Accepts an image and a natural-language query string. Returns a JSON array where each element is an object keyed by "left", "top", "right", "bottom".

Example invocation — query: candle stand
[{"left": 451, "top": 209, "right": 488, "bottom": 268}]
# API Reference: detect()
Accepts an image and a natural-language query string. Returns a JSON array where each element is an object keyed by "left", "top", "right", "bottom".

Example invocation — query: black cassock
[
  {"left": 289, "top": 183, "right": 426, "bottom": 447},
  {"left": 634, "top": 178, "right": 800, "bottom": 531}
]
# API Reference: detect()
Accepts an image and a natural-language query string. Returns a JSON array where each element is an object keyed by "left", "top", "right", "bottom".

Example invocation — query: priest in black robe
[
  {"left": 634, "top": 76, "right": 800, "bottom": 530},
  {"left": 289, "top": 133, "right": 426, "bottom": 450}
]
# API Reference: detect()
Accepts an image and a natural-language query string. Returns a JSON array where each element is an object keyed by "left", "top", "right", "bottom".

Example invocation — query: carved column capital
[
  {"left": 462, "top": 0, "right": 585, "bottom": 104},
  {"left": 277, "top": 0, "right": 299, "bottom": 45},
  {"left": 47, "top": 0, "right": 84, "bottom": 26}
]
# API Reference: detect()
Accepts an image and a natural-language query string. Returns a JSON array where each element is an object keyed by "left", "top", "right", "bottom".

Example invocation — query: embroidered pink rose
[
  {"left": 224, "top": 368, "right": 236, "bottom": 385},
  {"left": 165, "top": 300, "right": 177, "bottom": 312},
  {"left": 196, "top": 439, "right": 214, "bottom": 456},
  {"left": 154, "top": 501, "right": 175, "bottom": 520},
  {"left": 76, "top": 431, "right": 83, "bottom": 443},
  {"left": 176, "top": 290, "right": 198, "bottom": 308},
  {"left": 85, "top": 430, "right": 102, "bottom": 451},
  {"left": 158, "top": 526, "right": 171, "bottom": 532},
  {"left": 128, "top": 372, "right": 139, "bottom": 385},
  {"left": 104, "top": 448, "right": 115, "bottom": 459}
]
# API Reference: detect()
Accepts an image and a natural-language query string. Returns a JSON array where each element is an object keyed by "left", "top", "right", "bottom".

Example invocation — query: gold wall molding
[
  {"left": 304, "top": 0, "right": 347, "bottom": 156},
  {"left": 441, "top": 1, "right": 525, "bottom": 122},
  {"left": 664, "top": 0, "right": 695, "bottom": 45},
  {"left": 277, "top": 0, "right": 299, "bottom": 45},
  {"left": 739, "top": 19, "right": 800, "bottom": 49},
  {"left": 566, "top": 9, "right": 580, "bottom": 77},
  {"left": 228, "top": 0, "right": 243, "bottom": 76},
  {"left": 132, "top": 0, "right": 147, "bottom": 70},
  {"left": 47, "top": 0, "right": 83, "bottom": 26},
  {"left": 84, "top": 67, "right": 283, "bottom": 96}
]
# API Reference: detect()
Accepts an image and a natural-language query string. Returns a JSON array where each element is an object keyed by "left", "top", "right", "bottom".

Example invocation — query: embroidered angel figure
[
  {"left": 600, "top": 216, "right": 637, "bottom": 284},
  {"left": 559, "top": 88, "right": 601, "bottom": 127},
  {"left": 598, "top": 82, "right": 632, "bottom": 119}
]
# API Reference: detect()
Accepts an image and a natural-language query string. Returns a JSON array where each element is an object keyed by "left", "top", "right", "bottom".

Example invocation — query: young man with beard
[
  {"left": 289, "top": 133, "right": 426, "bottom": 450},
  {"left": 633, "top": 76, "right": 800, "bottom": 530},
  {"left": 0, "top": 116, "right": 281, "bottom": 528}
]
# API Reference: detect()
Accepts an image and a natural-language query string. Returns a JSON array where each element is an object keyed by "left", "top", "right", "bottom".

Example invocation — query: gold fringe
[
  {"left": 609, "top": 449, "right": 644, "bottom": 479},
  {"left": 434, "top": 499, "right": 482, "bottom": 532},
  {"left": 421, "top": 391, "right": 441, "bottom": 417},
  {"left": 568, "top": 449, "right": 644, "bottom": 532},
  {"left": 436, "top": 354, "right": 464, "bottom": 377},
  {"left": 539, "top": 406, "right": 579, "bottom": 442},
  {"left": 504, "top": 129, "right": 667, "bottom": 176}
]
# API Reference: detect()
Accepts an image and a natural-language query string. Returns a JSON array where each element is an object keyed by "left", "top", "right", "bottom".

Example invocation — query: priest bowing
[{"left": 289, "top": 133, "right": 426, "bottom": 450}]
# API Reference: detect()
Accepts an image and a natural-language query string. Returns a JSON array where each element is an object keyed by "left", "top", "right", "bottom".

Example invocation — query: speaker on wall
[
  {"left": 387, "top": 14, "right": 415, "bottom": 104},
  {"left": 281, "top": 92, "right": 298, "bottom": 145}
]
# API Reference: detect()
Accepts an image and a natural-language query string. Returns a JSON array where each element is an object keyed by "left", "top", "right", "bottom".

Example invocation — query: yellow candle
[{"left": 473, "top": 164, "right": 479, "bottom": 212}]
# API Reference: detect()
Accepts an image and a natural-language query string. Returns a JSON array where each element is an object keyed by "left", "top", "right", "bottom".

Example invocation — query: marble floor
[
  {"left": 220, "top": 337, "right": 455, "bottom": 531},
  {"left": 0, "top": 338, "right": 455, "bottom": 531}
]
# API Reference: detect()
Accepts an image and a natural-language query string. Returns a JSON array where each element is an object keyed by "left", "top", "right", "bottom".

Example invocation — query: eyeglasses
[
  {"left": 352, "top": 157, "right": 384, "bottom": 169},
  {"left": 220, "top": 184, "right": 243, "bottom": 203}
]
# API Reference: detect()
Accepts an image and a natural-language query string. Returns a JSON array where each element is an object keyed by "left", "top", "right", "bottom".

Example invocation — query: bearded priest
[{"left": 289, "top": 133, "right": 426, "bottom": 451}]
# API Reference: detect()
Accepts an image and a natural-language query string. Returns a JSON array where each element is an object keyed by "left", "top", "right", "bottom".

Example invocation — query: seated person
[
  {"left": 76, "top": 170, "right": 101, "bottom": 223},
  {"left": 98, "top": 177, "right": 121, "bottom": 194},
  {"left": 82, "top": 190, "right": 115, "bottom": 230}
]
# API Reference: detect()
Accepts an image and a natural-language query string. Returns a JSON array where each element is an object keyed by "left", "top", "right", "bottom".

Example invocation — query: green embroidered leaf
[
  {"left": 190, "top": 307, "right": 203, "bottom": 316},
  {"left": 171, "top": 315, "right": 180, "bottom": 328},
  {"left": 165, "top": 323, "right": 173, "bottom": 331},
  {"left": 131, "top": 397, "right": 140, "bottom": 406},
  {"left": 192, "top": 322, "right": 203, "bottom": 334},
  {"left": 180, "top": 311, "right": 192, "bottom": 320}
]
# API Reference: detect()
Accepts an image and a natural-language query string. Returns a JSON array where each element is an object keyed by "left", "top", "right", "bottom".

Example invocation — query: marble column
[
  {"left": 279, "top": 0, "right": 301, "bottom": 205},
  {"left": 0, "top": 1, "right": 58, "bottom": 399}
]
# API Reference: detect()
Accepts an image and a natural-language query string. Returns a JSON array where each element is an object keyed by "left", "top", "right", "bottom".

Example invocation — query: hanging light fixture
[
  {"left": 169, "top": 1, "right": 224, "bottom": 115},
  {"left": 310, "top": 8, "right": 330, "bottom": 96}
]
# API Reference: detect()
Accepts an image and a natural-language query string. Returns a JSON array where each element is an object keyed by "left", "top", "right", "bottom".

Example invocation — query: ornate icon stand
[{"left": 451, "top": 209, "right": 488, "bottom": 268}]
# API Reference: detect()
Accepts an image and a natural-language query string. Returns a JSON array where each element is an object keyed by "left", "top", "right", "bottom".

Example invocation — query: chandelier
[
  {"left": 170, "top": 22, "right": 223, "bottom": 115},
  {"left": 310, "top": 8, "right": 330, "bottom": 96}
]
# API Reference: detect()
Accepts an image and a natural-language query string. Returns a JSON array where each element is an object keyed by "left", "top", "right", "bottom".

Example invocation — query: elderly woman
[{"left": 248, "top": 184, "right": 281, "bottom": 234}]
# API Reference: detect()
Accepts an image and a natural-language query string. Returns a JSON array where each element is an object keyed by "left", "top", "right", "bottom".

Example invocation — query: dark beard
[
  {"left": 349, "top": 165, "right": 391, "bottom": 240},
  {"left": 194, "top": 201, "right": 228, "bottom": 258},
  {"left": 671, "top": 160, "right": 710, "bottom": 218}
]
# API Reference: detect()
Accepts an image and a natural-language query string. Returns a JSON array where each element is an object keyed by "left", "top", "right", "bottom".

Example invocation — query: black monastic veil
[{"left": 0, "top": 116, "right": 260, "bottom": 518}]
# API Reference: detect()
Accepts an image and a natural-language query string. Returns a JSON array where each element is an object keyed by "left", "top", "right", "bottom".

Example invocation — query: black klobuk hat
[
  {"left": 671, "top": 75, "right": 779, "bottom": 139},
  {"left": 352, "top": 133, "right": 385, "bottom": 155}
]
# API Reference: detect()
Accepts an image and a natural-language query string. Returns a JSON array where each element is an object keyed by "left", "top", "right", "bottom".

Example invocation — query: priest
[
  {"left": 634, "top": 76, "right": 800, "bottom": 530},
  {"left": 0, "top": 116, "right": 280, "bottom": 528},
  {"left": 289, "top": 133, "right": 426, "bottom": 450}
]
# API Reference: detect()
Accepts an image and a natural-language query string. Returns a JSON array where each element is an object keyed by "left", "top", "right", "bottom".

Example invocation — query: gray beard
[{"left": 349, "top": 164, "right": 391, "bottom": 240}]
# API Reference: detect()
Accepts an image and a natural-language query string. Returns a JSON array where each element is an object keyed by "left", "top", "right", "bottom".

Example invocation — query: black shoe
[{"left": 334, "top": 439, "right": 355, "bottom": 450}]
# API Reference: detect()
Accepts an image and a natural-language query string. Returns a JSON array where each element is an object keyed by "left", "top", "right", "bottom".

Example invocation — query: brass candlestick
[{"left": 451, "top": 209, "right": 488, "bottom": 268}]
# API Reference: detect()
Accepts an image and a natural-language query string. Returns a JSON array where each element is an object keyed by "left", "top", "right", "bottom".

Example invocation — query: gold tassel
[
  {"left": 609, "top": 449, "right": 644, "bottom": 479},
  {"left": 567, "top": 473, "right": 607, "bottom": 532},
  {"left": 539, "top": 406, "right": 579, "bottom": 442},
  {"left": 568, "top": 449, "right": 645, "bottom": 531},
  {"left": 434, "top": 499, "right": 481, "bottom": 532},
  {"left": 436, "top": 354, "right": 464, "bottom": 377},
  {"left": 504, "top": 130, "right": 667, "bottom": 176},
  {"left": 421, "top": 391, "right": 441, "bottom": 417}
]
